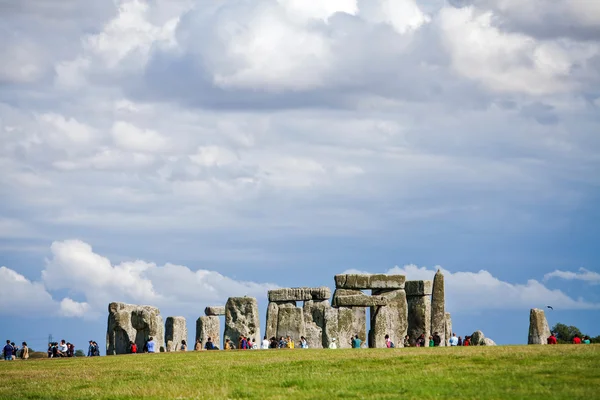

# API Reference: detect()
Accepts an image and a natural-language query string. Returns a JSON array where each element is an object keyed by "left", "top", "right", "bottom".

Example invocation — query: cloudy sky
[{"left": 1, "top": 0, "right": 599, "bottom": 350}]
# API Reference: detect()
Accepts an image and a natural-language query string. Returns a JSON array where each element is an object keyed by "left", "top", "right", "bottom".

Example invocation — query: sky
[{"left": 1, "top": 0, "right": 599, "bottom": 352}]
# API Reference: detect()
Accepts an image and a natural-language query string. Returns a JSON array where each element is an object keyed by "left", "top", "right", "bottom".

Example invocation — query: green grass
[{"left": 1, "top": 345, "right": 598, "bottom": 399}]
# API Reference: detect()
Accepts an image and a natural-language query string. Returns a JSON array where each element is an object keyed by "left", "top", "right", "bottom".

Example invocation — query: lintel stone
[
  {"left": 205, "top": 306, "right": 225, "bottom": 316},
  {"left": 268, "top": 287, "right": 331, "bottom": 302},
  {"left": 405, "top": 280, "right": 433, "bottom": 296},
  {"left": 334, "top": 274, "right": 406, "bottom": 290}
]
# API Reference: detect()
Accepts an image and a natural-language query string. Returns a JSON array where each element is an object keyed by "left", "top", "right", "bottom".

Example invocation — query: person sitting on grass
[
  {"left": 547, "top": 333, "right": 557, "bottom": 345},
  {"left": 384, "top": 334, "right": 394, "bottom": 348},
  {"left": 205, "top": 337, "right": 216, "bottom": 350},
  {"left": 404, "top": 335, "right": 411, "bottom": 347},
  {"left": 269, "top": 337, "right": 278, "bottom": 349},
  {"left": 416, "top": 334, "right": 425, "bottom": 347},
  {"left": 180, "top": 340, "right": 187, "bottom": 351},
  {"left": 57, "top": 340, "right": 68, "bottom": 357},
  {"left": 573, "top": 335, "right": 582, "bottom": 344},
  {"left": 299, "top": 336, "right": 308, "bottom": 349},
  {"left": 278, "top": 336, "right": 286, "bottom": 348},
  {"left": 583, "top": 336, "right": 591, "bottom": 344},
  {"left": 194, "top": 339, "right": 202, "bottom": 351}
]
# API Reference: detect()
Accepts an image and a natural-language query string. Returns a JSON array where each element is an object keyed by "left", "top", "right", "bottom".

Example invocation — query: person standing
[
  {"left": 20, "top": 342, "right": 29, "bottom": 360},
  {"left": 194, "top": 339, "right": 202, "bottom": 351},
  {"left": 328, "top": 338, "right": 337, "bottom": 349},
  {"left": 352, "top": 335, "right": 362, "bottom": 349},
  {"left": 130, "top": 341, "right": 138, "bottom": 353},
  {"left": 3, "top": 340, "right": 13, "bottom": 361},
  {"left": 180, "top": 340, "right": 187, "bottom": 351},
  {"left": 261, "top": 336, "right": 269, "bottom": 349},
  {"left": 433, "top": 332, "right": 441, "bottom": 347},
  {"left": 449, "top": 333, "right": 458, "bottom": 346},
  {"left": 147, "top": 337, "right": 156, "bottom": 353},
  {"left": 573, "top": 335, "right": 582, "bottom": 344}
]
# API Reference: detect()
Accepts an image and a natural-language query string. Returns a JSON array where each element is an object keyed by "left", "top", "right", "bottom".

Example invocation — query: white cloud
[
  {"left": 342, "top": 265, "right": 600, "bottom": 312},
  {"left": 111, "top": 121, "right": 170, "bottom": 153},
  {"left": 60, "top": 298, "right": 91, "bottom": 318},
  {"left": 544, "top": 268, "right": 600, "bottom": 285},
  {"left": 0, "top": 266, "right": 57, "bottom": 316}
]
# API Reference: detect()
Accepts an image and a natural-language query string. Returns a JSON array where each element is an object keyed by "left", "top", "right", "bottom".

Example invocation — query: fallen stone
[
  {"left": 334, "top": 274, "right": 406, "bottom": 290},
  {"left": 332, "top": 289, "right": 389, "bottom": 307},
  {"left": 482, "top": 338, "right": 497, "bottom": 346},
  {"left": 430, "top": 270, "right": 446, "bottom": 346},
  {"left": 204, "top": 306, "right": 225, "bottom": 316},
  {"left": 224, "top": 297, "right": 261, "bottom": 347},
  {"left": 165, "top": 316, "right": 187, "bottom": 352},
  {"left": 268, "top": 287, "right": 331, "bottom": 302},
  {"left": 107, "top": 302, "right": 165, "bottom": 355},
  {"left": 405, "top": 280, "right": 433, "bottom": 296},
  {"left": 528, "top": 308, "right": 551, "bottom": 345},
  {"left": 196, "top": 316, "right": 220, "bottom": 349}
]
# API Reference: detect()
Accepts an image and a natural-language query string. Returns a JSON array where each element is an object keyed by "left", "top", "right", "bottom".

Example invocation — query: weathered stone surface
[
  {"left": 107, "top": 302, "right": 165, "bottom": 355},
  {"left": 407, "top": 295, "right": 431, "bottom": 344},
  {"left": 335, "top": 274, "right": 405, "bottom": 290},
  {"left": 265, "top": 302, "right": 279, "bottom": 339},
  {"left": 405, "top": 280, "right": 433, "bottom": 296},
  {"left": 430, "top": 270, "right": 446, "bottom": 346},
  {"left": 268, "top": 287, "right": 331, "bottom": 302},
  {"left": 370, "top": 289, "right": 408, "bottom": 348},
  {"left": 196, "top": 316, "right": 220, "bottom": 348},
  {"left": 276, "top": 306, "right": 305, "bottom": 340},
  {"left": 336, "top": 306, "right": 366, "bottom": 349},
  {"left": 332, "top": 289, "right": 389, "bottom": 307},
  {"left": 303, "top": 300, "right": 329, "bottom": 349},
  {"left": 470, "top": 330, "right": 485, "bottom": 346},
  {"left": 482, "top": 338, "right": 497, "bottom": 346},
  {"left": 165, "top": 316, "right": 187, "bottom": 352},
  {"left": 224, "top": 297, "right": 261, "bottom": 348},
  {"left": 322, "top": 307, "right": 338, "bottom": 348},
  {"left": 204, "top": 306, "right": 225, "bottom": 316},
  {"left": 444, "top": 312, "right": 452, "bottom": 347},
  {"left": 528, "top": 308, "right": 551, "bottom": 345}
]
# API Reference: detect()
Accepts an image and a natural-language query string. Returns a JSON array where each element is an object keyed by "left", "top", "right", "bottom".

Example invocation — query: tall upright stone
[
  {"left": 444, "top": 312, "right": 452, "bottom": 346},
  {"left": 405, "top": 280, "right": 432, "bottom": 344},
  {"left": 303, "top": 300, "right": 330, "bottom": 349},
  {"left": 165, "top": 316, "right": 187, "bottom": 352},
  {"left": 107, "top": 302, "right": 165, "bottom": 355},
  {"left": 431, "top": 270, "right": 446, "bottom": 346},
  {"left": 224, "top": 297, "right": 261, "bottom": 348},
  {"left": 196, "top": 316, "right": 220, "bottom": 348},
  {"left": 370, "top": 289, "right": 408, "bottom": 348},
  {"left": 276, "top": 305, "right": 305, "bottom": 340},
  {"left": 336, "top": 306, "right": 366, "bottom": 348},
  {"left": 528, "top": 308, "right": 551, "bottom": 344},
  {"left": 265, "top": 301, "right": 279, "bottom": 339}
]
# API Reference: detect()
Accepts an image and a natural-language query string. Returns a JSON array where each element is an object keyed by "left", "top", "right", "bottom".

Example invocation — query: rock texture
[
  {"left": 224, "top": 297, "right": 261, "bottom": 348},
  {"left": 528, "top": 308, "right": 551, "bottom": 345},
  {"left": 430, "top": 270, "right": 446, "bottom": 346},
  {"left": 335, "top": 274, "right": 405, "bottom": 290},
  {"left": 405, "top": 280, "right": 433, "bottom": 296},
  {"left": 268, "top": 287, "right": 331, "bottom": 302},
  {"left": 276, "top": 306, "right": 305, "bottom": 340},
  {"left": 196, "top": 316, "right": 220, "bottom": 348},
  {"left": 303, "top": 300, "right": 329, "bottom": 349},
  {"left": 336, "top": 306, "right": 366, "bottom": 348},
  {"left": 204, "top": 306, "right": 225, "bottom": 316},
  {"left": 470, "top": 330, "right": 485, "bottom": 346},
  {"left": 107, "top": 302, "right": 164, "bottom": 355},
  {"left": 332, "top": 289, "right": 389, "bottom": 307},
  {"left": 444, "top": 312, "right": 452, "bottom": 347},
  {"left": 482, "top": 338, "right": 497, "bottom": 346},
  {"left": 165, "top": 316, "right": 187, "bottom": 352},
  {"left": 406, "top": 294, "right": 431, "bottom": 343},
  {"left": 265, "top": 301, "right": 279, "bottom": 339},
  {"left": 369, "top": 289, "right": 408, "bottom": 348}
]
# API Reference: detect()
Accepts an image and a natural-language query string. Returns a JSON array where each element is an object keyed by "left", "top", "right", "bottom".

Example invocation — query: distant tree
[
  {"left": 551, "top": 323, "right": 585, "bottom": 343},
  {"left": 590, "top": 336, "right": 600, "bottom": 344},
  {"left": 75, "top": 349, "right": 85, "bottom": 357}
]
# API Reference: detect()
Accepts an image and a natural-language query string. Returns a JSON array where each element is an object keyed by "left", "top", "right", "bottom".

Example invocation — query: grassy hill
[{"left": 0, "top": 345, "right": 598, "bottom": 399}]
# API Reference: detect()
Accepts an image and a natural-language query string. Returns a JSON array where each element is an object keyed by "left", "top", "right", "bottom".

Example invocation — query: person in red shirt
[
  {"left": 130, "top": 341, "right": 137, "bottom": 353},
  {"left": 547, "top": 333, "right": 557, "bottom": 344},
  {"left": 573, "top": 335, "right": 582, "bottom": 344}
]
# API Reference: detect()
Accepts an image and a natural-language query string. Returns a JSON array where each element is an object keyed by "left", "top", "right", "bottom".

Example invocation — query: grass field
[{"left": 0, "top": 345, "right": 598, "bottom": 399}]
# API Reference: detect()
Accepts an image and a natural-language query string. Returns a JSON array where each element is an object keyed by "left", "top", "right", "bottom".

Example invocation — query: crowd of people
[
  {"left": 2, "top": 341, "right": 29, "bottom": 360},
  {"left": 547, "top": 333, "right": 592, "bottom": 344}
]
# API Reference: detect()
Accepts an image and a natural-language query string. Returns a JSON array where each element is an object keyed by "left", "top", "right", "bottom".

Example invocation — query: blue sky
[{"left": 1, "top": 0, "right": 600, "bottom": 352}]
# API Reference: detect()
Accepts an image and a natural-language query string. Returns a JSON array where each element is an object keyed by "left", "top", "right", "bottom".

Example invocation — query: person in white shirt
[
  {"left": 58, "top": 340, "right": 68, "bottom": 357},
  {"left": 449, "top": 333, "right": 459, "bottom": 346},
  {"left": 328, "top": 338, "right": 337, "bottom": 349},
  {"left": 261, "top": 336, "right": 270, "bottom": 349}
]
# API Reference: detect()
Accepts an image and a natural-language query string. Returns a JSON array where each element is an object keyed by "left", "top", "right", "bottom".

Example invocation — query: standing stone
[
  {"left": 406, "top": 295, "right": 431, "bottom": 345},
  {"left": 431, "top": 270, "right": 446, "bottom": 347},
  {"left": 276, "top": 306, "right": 305, "bottom": 340},
  {"left": 444, "top": 312, "right": 452, "bottom": 347},
  {"left": 265, "top": 302, "right": 279, "bottom": 339},
  {"left": 336, "top": 306, "right": 366, "bottom": 348},
  {"left": 165, "top": 316, "right": 187, "bottom": 352},
  {"left": 370, "top": 289, "right": 408, "bottom": 348},
  {"left": 107, "top": 302, "right": 165, "bottom": 355},
  {"left": 224, "top": 297, "right": 261, "bottom": 348},
  {"left": 528, "top": 308, "right": 551, "bottom": 345},
  {"left": 323, "top": 307, "right": 339, "bottom": 348},
  {"left": 470, "top": 330, "right": 485, "bottom": 346},
  {"left": 196, "top": 316, "right": 220, "bottom": 348},
  {"left": 303, "top": 300, "right": 329, "bottom": 349}
]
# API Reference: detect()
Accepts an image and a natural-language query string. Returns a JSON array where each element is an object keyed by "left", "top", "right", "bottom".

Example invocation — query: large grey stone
[
  {"left": 107, "top": 302, "right": 165, "bottom": 355},
  {"left": 265, "top": 301, "right": 279, "bottom": 339},
  {"left": 405, "top": 280, "right": 433, "bottom": 296},
  {"left": 528, "top": 308, "right": 551, "bottom": 345},
  {"left": 303, "top": 300, "right": 329, "bottom": 349},
  {"left": 224, "top": 297, "right": 261, "bottom": 348},
  {"left": 370, "top": 289, "right": 408, "bottom": 348},
  {"left": 165, "top": 316, "right": 187, "bottom": 352},
  {"left": 276, "top": 306, "right": 305, "bottom": 340},
  {"left": 332, "top": 289, "right": 389, "bottom": 307},
  {"left": 444, "top": 312, "right": 452, "bottom": 347},
  {"left": 482, "top": 338, "right": 497, "bottom": 346},
  {"left": 335, "top": 274, "right": 405, "bottom": 290},
  {"left": 407, "top": 295, "right": 431, "bottom": 344},
  {"left": 196, "top": 316, "right": 220, "bottom": 349},
  {"left": 204, "top": 306, "right": 225, "bottom": 316},
  {"left": 336, "top": 306, "right": 366, "bottom": 349},
  {"left": 268, "top": 287, "right": 331, "bottom": 302},
  {"left": 430, "top": 270, "right": 446, "bottom": 346},
  {"left": 471, "top": 330, "right": 485, "bottom": 346},
  {"left": 322, "top": 307, "right": 339, "bottom": 348}
]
